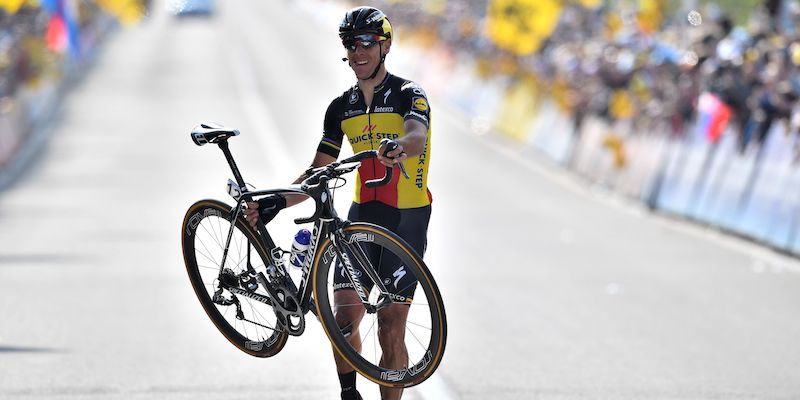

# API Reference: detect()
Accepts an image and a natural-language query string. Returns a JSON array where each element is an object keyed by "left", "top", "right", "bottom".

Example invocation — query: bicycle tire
[
  {"left": 182, "top": 199, "right": 288, "bottom": 357},
  {"left": 312, "top": 223, "right": 447, "bottom": 388}
]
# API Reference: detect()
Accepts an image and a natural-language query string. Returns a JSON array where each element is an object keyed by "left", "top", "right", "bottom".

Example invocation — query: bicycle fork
[{"left": 332, "top": 230, "right": 394, "bottom": 314}]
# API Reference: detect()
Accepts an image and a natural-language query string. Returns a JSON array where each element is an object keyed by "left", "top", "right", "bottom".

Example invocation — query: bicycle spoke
[
  {"left": 372, "top": 314, "right": 378, "bottom": 366},
  {"left": 195, "top": 236, "right": 221, "bottom": 267},
  {"left": 335, "top": 302, "right": 368, "bottom": 309},
  {"left": 244, "top": 298, "right": 268, "bottom": 338},
  {"left": 405, "top": 319, "right": 432, "bottom": 331},
  {"left": 199, "top": 220, "right": 225, "bottom": 250},
  {"left": 246, "top": 297, "right": 276, "bottom": 330},
  {"left": 406, "top": 323, "right": 428, "bottom": 351},
  {"left": 214, "top": 215, "right": 226, "bottom": 250}
]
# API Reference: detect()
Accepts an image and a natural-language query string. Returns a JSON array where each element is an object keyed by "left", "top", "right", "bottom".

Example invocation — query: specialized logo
[
  {"left": 392, "top": 266, "right": 406, "bottom": 288},
  {"left": 340, "top": 265, "right": 363, "bottom": 279},
  {"left": 383, "top": 88, "right": 392, "bottom": 104},
  {"left": 340, "top": 252, "right": 367, "bottom": 296},
  {"left": 412, "top": 97, "right": 428, "bottom": 112},
  {"left": 349, "top": 91, "right": 359, "bottom": 105},
  {"left": 228, "top": 286, "right": 272, "bottom": 304},
  {"left": 344, "top": 109, "right": 365, "bottom": 117}
]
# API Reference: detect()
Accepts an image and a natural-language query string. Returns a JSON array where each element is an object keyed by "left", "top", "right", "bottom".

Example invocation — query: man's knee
[
  {"left": 377, "top": 309, "right": 407, "bottom": 341},
  {"left": 334, "top": 290, "right": 365, "bottom": 324}
]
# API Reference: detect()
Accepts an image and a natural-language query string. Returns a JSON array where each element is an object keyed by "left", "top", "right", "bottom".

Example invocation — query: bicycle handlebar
[
  {"left": 293, "top": 149, "right": 394, "bottom": 225},
  {"left": 300, "top": 149, "right": 394, "bottom": 190}
]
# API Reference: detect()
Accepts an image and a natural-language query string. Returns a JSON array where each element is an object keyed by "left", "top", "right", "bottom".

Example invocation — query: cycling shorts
[{"left": 333, "top": 201, "right": 431, "bottom": 303}]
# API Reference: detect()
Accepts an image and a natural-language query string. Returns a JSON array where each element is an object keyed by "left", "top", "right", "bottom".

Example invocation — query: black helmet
[{"left": 339, "top": 6, "right": 392, "bottom": 40}]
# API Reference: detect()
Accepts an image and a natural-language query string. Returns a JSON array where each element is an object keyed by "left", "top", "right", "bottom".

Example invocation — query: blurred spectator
[{"left": 371, "top": 0, "right": 800, "bottom": 162}]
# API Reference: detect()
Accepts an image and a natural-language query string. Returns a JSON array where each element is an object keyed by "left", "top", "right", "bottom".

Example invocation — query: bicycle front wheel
[
  {"left": 181, "top": 199, "right": 288, "bottom": 357},
  {"left": 312, "top": 223, "right": 447, "bottom": 388}
]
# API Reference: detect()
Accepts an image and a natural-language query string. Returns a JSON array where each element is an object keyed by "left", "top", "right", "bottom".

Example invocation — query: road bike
[{"left": 180, "top": 123, "right": 446, "bottom": 387}]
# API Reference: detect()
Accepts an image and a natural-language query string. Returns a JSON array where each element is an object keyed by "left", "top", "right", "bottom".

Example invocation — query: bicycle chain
[
  {"left": 214, "top": 284, "right": 279, "bottom": 333},
  {"left": 239, "top": 314, "right": 277, "bottom": 332}
]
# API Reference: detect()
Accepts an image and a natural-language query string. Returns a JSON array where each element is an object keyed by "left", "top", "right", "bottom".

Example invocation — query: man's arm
[
  {"left": 377, "top": 119, "right": 427, "bottom": 167},
  {"left": 244, "top": 151, "right": 337, "bottom": 228},
  {"left": 286, "top": 151, "right": 338, "bottom": 206}
]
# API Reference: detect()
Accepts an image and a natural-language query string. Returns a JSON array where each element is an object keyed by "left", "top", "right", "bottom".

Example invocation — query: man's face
[{"left": 344, "top": 35, "right": 391, "bottom": 80}]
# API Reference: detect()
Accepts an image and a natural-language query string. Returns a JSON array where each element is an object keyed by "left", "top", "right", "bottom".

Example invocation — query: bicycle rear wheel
[
  {"left": 181, "top": 199, "right": 288, "bottom": 357},
  {"left": 312, "top": 223, "right": 447, "bottom": 388}
]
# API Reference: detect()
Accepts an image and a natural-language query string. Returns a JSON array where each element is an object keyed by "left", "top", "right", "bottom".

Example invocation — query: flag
[
  {"left": 41, "top": 0, "right": 80, "bottom": 59},
  {"left": 486, "top": 0, "right": 562, "bottom": 55},
  {"left": 95, "top": 0, "right": 145, "bottom": 26},
  {"left": 696, "top": 92, "right": 733, "bottom": 143},
  {"left": 0, "top": 0, "right": 26, "bottom": 14},
  {"left": 637, "top": 0, "right": 665, "bottom": 33}
]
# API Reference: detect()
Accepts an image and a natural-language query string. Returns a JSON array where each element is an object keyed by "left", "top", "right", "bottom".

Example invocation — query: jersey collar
[
  {"left": 355, "top": 72, "right": 392, "bottom": 95},
  {"left": 373, "top": 72, "right": 392, "bottom": 93}
]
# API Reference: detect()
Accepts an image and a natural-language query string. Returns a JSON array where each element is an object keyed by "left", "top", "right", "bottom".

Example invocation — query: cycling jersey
[{"left": 317, "top": 73, "right": 432, "bottom": 209}]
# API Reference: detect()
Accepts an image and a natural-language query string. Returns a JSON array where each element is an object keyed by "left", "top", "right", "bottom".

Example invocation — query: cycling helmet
[{"left": 339, "top": 6, "right": 392, "bottom": 41}]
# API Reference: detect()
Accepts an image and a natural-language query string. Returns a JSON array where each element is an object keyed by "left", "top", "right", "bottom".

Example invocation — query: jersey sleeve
[
  {"left": 399, "top": 81, "right": 430, "bottom": 128},
  {"left": 317, "top": 97, "right": 344, "bottom": 158}
]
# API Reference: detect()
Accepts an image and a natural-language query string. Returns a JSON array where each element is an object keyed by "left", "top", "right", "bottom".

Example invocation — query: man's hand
[
  {"left": 377, "top": 139, "right": 407, "bottom": 168},
  {"left": 244, "top": 195, "right": 286, "bottom": 230}
]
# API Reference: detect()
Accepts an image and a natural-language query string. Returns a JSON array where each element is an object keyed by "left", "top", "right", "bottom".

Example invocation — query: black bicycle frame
[{"left": 214, "top": 139, "right": 395, "bottom": 319}]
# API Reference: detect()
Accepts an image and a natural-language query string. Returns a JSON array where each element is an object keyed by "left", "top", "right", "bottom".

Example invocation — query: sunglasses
[{"left": 343, "top": 34, "right": 384, "bottom": 52}]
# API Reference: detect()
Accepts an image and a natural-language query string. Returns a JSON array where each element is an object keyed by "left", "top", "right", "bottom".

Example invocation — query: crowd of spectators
[
  {"left": 0, "top": 1, "right": 147, "bottom": 166},
  {"left": 374, "top": 0, "right": 800, "bottom": 158},
  {"left": 0, "top": 1, "right": 142, "bottom": 101}
]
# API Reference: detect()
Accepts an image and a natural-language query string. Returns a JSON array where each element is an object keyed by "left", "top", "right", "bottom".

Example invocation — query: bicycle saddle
[{"left": 191, "top": 122, "right": 240, "bottom": 146}]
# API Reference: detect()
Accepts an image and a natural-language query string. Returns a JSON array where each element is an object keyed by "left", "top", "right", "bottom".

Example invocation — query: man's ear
[{"left": 382, "top": 39, "right": 392, "bottom": 54}]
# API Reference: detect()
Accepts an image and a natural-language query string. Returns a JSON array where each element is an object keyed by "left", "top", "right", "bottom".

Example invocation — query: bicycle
[{"left": 180, "top": 123, "right": 447, "bottom": 388}]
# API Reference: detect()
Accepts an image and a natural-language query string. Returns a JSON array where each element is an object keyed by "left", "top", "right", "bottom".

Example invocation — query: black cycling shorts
[{"left": 333, "top": 201, "right": 431, "bottom": 303}]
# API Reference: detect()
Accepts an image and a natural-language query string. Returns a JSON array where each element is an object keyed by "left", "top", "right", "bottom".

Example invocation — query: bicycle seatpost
[{"left": 217, "top": 140, "right": 247, "bottom": 190}]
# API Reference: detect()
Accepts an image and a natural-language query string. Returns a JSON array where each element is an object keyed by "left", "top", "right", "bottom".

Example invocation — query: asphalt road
[{"left": 1, "top": 1, "right": 800, "bottom": 399}]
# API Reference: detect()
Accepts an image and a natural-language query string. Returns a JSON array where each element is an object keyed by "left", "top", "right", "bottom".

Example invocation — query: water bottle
[{"left": 289, "top": 229, "right": 311, "bottom": 268}]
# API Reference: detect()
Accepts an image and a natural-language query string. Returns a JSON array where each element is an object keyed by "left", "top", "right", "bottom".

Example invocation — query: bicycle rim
[
  {"left": 182, "top": 199, "right": 288, "bottom": 357},
  {"left": 313, "top": 223, "right": 447, "bottom": 387}
]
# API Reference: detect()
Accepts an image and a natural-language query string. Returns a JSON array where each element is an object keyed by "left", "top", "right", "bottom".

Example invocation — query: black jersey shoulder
[{"left": 393, "top": 75, "right": 430, "bottom": 127}]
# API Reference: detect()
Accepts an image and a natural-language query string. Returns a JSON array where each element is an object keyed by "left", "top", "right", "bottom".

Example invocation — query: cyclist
[{"left": 244, "top": 6, "right": 432, "bottom": 400}]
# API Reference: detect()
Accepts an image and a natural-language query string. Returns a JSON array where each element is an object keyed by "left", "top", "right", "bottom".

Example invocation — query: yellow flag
[
  {"left": 609, "top": 89, "right": 634, "bottom": 119},
  {"left": 486, "top": 0, "right": 562, "bottom": 55},
  {"left": 494, "top": 77, "right": 541, "bottom": 141},
  {"left": 95, "top": 0, "right": 144, "bottom": 25},
  {"left": 637, "top": 0, "right": 664, "bottom": 33},
  {"left": 578, "top": 0, "right": 602, "bottom": 8},
  {"left": 0, "top": 0, "right": 27, "bottom": 14}
]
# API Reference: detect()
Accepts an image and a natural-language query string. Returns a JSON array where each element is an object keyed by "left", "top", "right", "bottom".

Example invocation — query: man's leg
[
  {"left": 377, "top": 303, "right": 411, "bottom": 400},
  {"left": 333, "top": 289, "right": 366, "bottom": 400}
]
